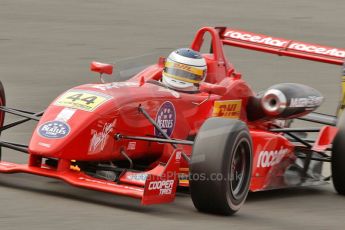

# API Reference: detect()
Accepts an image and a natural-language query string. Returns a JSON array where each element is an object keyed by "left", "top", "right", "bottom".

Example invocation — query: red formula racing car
[{"left": 0, "top": 27, "right": 345, "bottom": 215}]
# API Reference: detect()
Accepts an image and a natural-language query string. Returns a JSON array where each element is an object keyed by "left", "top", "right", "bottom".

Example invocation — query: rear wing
[
  {"left": 215, "top": 27, "right": 345, "bottom": 117},
  {"left": 218, "top": 27, "right": 344, "bottom": 66}
]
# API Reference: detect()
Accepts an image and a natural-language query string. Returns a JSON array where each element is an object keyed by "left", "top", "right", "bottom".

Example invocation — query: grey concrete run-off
[{"left": 0, "top": 0, "right": 344, "bottom": 229}]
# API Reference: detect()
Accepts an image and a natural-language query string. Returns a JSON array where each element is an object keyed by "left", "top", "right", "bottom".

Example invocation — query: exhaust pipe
[
  {"left": 247, "top": 83, "right": 323, "bottom": 121},
  {"left": 261, "top": 89, "right": 287, "bottom": 116}
]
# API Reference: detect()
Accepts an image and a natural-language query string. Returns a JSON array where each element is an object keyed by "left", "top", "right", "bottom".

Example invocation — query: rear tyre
[
  {"left": 190, "top": 118, "right": 252, "bottom": 215},
  {"left": 0, "top": 81, "right": 5, "bottom": 128},
  {"left": 0, "top": 81, "right": 5, "bottom": 159},
  {"left": 332, "top": 112, "right": 345, "bottom": 195}
]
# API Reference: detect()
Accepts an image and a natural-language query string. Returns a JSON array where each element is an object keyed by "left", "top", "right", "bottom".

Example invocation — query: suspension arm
[
  {"left": 115, "top": 134, "right": 194, "bottom": 146},
  {"left": 0, "top": 106, "right": 42, "bottom": 121},
  {"left": 138, "top": 105, "right": 191, "bottom": 161}
]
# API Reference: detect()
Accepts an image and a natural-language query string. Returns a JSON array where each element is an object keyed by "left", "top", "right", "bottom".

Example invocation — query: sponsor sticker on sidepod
[
  {"left": 38, "top": 121, "right": 71, "bottom": 139},
  {"left": 155, "top": 101, "right": 176, "bottom": 137},
  {"left": 257, "top": 147, "right": 289, "bottom": 168}
]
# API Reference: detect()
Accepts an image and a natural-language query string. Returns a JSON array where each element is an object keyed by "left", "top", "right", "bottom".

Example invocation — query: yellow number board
[
  {"left": 212, "top": 100, "right": 242, "bottom": 118},
  {"left": 54, "top": 90, "right": 112, "bottom": 112}
]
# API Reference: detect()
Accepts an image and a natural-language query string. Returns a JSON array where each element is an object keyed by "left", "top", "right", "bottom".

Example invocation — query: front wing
[{"left": 0, "top": 149, "right": 182, "bottom": 205}]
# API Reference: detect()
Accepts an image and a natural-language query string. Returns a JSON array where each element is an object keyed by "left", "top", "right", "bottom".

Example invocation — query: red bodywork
[{"left": 0, "top": 27, "right": 343, "bottom": 204}]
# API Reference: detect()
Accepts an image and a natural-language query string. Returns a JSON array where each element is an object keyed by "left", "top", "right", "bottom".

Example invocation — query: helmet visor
[{"left": 163, "top": 61, "right": 206, "bottom": 84}]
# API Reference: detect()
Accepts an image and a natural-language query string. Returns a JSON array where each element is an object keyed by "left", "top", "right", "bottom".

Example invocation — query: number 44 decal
[
  {"left": 54, "top": 90, "right": 113, "bottom": 112},
  {"left": 66, "top": 93, "right": 98, "bottom": 105}
]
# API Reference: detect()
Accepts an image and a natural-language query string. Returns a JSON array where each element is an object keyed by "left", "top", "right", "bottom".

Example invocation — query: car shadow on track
[
  {"left": 0, "top": 173, "right": 333, "bottom": 218},
  {"left": 246, "top": 186, "right": 332, "bottom": 202}
]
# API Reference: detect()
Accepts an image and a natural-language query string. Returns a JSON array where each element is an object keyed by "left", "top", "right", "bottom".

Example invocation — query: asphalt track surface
[{"left": 0, "top": 0, "right": 345, "bottom": 229}]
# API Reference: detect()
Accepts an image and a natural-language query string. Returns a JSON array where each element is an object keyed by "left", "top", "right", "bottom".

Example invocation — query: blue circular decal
[
  {"left": 155, "top": 101, "right": 176, "bottom": 137},
  {"left": 38, "top": 121, "right": 70, "bottom": 139}
]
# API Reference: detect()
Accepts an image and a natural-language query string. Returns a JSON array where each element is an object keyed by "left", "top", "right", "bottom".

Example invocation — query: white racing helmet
[{"left": 162, "top": 48, "right": 207, "bottom": 91}]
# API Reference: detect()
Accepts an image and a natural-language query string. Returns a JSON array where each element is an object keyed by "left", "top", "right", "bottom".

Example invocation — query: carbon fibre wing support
[
  {"left": 298, "top": 112, "right": 337, "bottom": 126},
  {"left": 217, "top": 27, "right": 344, "bottom": 65}
]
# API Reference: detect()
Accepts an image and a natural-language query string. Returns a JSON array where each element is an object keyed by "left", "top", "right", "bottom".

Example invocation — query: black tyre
[
  {"left": 190, "top": 118, "right": 252, "bottom": 215},
  {"left": 332, "top": 112, "right": 345, "bottom": 195},
  {"left": 0, "top": 81, "right": 5, "bottom": 158},
  {"left": 0, "top": 81, "right": 5, "bottom": 128}
]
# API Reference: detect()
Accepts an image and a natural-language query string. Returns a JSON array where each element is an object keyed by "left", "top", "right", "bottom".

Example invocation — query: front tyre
[
  {"left": 190, "top": 118, "right": 252, "bottom": 215},
  {"left": 332, "top": 112, "right": 345, "bottom": 195}
]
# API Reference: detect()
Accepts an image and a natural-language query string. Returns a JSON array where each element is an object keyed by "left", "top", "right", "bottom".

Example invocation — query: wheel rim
[{"left": 230, "top": 139, "right": 250, "bottom": 200}]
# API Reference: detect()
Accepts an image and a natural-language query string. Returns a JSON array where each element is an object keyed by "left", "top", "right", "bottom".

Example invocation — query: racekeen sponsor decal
[
  {"left": 212, "top": 100, "right": 242, "bottom": 118},
  {"left": 38, "top": 121, "right": 70, "bottom": 139},
  {"left": 223, "top": 30, "right": 345, "bottom": 58},
  {"left": 289, "top": 96, "right": 323, "bottom": 108},
  {"left": 257, "top": 147, "right": 289, "bottom": 168},
  {"left": 148, "top": 180, "right": 175, "bottom": 195},
  {"left": 224, "top": 31, "right": 287, "bottom": 47},
  {"left": 155, "top": 101, "right": 176, "bottom": 137}
]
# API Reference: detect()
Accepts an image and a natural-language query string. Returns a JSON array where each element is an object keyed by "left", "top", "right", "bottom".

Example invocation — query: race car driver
[{"left": 162, "top": 48, "right": 207, "bottom": 92}]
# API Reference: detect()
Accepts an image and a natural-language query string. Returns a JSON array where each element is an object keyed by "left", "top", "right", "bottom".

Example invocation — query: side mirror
[
  {"left": 90, "top": 61, "right": 113, "bottom": 75},
  {"left": 199, "top": 82, "right": 227, "bottom": 96}
]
